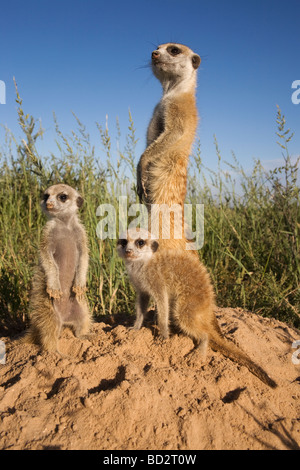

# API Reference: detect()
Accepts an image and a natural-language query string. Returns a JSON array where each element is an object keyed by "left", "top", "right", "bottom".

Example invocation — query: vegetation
[{"left": 0, "top": 83, "right": 299, "bottom": 334}]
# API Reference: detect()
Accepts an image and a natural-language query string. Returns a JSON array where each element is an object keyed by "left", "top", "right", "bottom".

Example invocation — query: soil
[{"left": 0, "top": 307, "right": 300, "bottom": 450}]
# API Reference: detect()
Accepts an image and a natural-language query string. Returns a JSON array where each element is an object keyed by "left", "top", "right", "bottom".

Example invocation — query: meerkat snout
[
  {"left": 46, "top": 200, "right": 54, "bottom": 210},
  {"left": 152, "top": 50, "right": 160, "bottom": 60}
]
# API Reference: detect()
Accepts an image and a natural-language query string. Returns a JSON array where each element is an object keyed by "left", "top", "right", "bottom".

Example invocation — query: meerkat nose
[
  {"left": 46, "top": 201, "right": 54, "bottom": 209},
  {"left": 152, "top": 51, "right": 160, "bottom": 60},
  {"left": 125, "top": 248, "right": 133, "bottom": 253}
]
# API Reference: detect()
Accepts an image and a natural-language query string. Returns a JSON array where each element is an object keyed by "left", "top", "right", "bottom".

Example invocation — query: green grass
[{"left": 0, "top": 83, "right": 299, "bottom": 334}]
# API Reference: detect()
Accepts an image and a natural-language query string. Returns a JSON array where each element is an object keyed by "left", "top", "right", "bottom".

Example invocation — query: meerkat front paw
[
  {"left": 46, "top": 288, "right": 63, "bottom": 299},
  {"left": 72, "top": 285, "right": 87, "bottom": 301}
]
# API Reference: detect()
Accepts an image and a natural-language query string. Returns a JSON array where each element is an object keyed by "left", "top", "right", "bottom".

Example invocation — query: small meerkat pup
[
  {"left": 137, "top": 43, "right": 201, "bottom": 251},
  {"left": 117, "top": 229, "right": 277, "bottom": 389},
  {"left": 25, "top": 184, "right": 92, "bottom": 352},
  {"left": 137, "top": 42, "right": 200, "bottom": 206}
]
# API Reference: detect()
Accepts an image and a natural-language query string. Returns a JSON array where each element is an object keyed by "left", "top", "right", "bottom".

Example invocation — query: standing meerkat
[
  {"left": 137, "top": 43, "right": 201, "bottom": 250},
  {"left": 25, "top": 184, "right": 92, "bottom": 352},
  {"left": 117, "top": 229, "right": 277, "bottom": 389},
  {"left": 137, "top": 43, "right": 200, "bottom": 206}
]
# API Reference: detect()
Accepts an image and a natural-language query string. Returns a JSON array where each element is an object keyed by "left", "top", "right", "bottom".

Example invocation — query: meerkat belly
[
  {"left": 53, "top": 236, "right": 78, "bottom": 292},
  {"left": 53, "top": 238, "right": 77, "bottom": 323},
  {"left": 147, "top": 138, "right": 189, "bottom": 206},
  {"left": 52, "top": 236, "right": 78, "bottom": 321}
]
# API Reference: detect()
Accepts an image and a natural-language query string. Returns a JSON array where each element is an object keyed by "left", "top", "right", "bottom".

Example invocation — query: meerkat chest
[
  {"left": 51, "top": 225, "right": 78, "bottom": 260},
  {"left": 126, "top": 262, "right": 151, "bottom": 294}
]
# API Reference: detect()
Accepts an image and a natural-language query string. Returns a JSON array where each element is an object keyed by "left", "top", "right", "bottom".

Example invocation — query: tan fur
[
  {"left": 24, "top": 184, "right": 92, "bottom": 352},
  {"left": 137, "top": 43, "right": 200, "bottom": 252},
  {"left": 141, "top": 91, "right": 198, "bottom": 206},
  {"left": 118, "top": 229, "right": 277, "bottom": 389}
]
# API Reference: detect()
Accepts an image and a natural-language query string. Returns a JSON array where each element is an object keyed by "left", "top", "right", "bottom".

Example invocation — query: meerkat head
[
  {"left": 41, "top": 184, "right": 84, "bottom": 220},
  {"left": 151, "top": 43, "right": 201, "bottom": 90},
  {"left": 117, "top": 228, "right": 159, "bottom": 263}
]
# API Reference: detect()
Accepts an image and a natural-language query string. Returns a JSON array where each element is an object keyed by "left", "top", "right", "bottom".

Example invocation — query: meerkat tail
[{"left": 209, "top": 333, "right": 277, "bottom": 389}]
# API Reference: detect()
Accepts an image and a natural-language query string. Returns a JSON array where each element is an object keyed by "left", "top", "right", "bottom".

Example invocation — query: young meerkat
[
  {"left": 136, "top": 43, "right": 201, "bottom": 250},
  {"left": 117, "top": 229, "right": 277, "bottom": 389},
  {"left": 25, "top": 184, "right": 92, "bottom": 352}
]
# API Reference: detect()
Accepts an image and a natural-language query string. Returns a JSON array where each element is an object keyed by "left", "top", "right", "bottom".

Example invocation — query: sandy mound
[{"left": 0, "top": 307, "right": 299, "bottom": 450}]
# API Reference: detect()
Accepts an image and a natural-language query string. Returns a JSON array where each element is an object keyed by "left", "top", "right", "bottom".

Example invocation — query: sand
[{"left": 0, "top": 307, "right": 299, "bottom": 450}]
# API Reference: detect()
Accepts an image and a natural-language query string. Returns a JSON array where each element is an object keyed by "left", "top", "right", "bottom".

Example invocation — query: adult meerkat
[
  {"left": 25, "top": 184, "right": 92, "bottom": 352},
  {"left": 137, "top": 43, "right": 201, "bottom": 250},
  {"left": 137, "top": 42, "right": 200, "bottom": 206},
  {"left": 117, "top": 229, "right": 277, "bottom": 389}
]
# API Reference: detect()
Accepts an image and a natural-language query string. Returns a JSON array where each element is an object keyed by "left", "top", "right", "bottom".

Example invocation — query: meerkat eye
[
  {"left": 58, "top": 194, "right": 68, "bottom": 202},
  {"left": 136, "top": 239, "right": 146, "bottom": 248},
  {"left": 43, "top": 194, "right": 49, "bottom": 202},
  {"left": 168, "top": 46, "right": 181, "bottom": 56},
  {"left": 118, "top": 239, "right": 128, "bottom": 247}
]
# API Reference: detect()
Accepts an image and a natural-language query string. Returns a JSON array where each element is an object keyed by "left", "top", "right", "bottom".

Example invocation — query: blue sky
[{"left": 0, "top": 0, "right": 299, "bottom": 174}]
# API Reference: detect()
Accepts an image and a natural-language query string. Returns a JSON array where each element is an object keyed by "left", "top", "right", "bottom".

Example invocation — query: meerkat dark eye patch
[
  {"left": 43, "top": 193, "right": 50, "bottom": 202},
  {"left": 167, "top": 46, "right": 181, "bottom": 56},
  {"left": 136, "top": 239, "right": 146, "bottom": 248},
  {"left": 117, "top": 239, "right": 128, "bottom": 247},
  {"left": 58, "top": 193, "right": 68, "bottom": 202}
]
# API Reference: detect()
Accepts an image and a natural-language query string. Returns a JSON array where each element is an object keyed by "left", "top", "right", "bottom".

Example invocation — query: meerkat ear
[
  {"left": 151, "top": 241, "right": 159, "bottom": 252},
  {"left": 192, "top": 54, "right": 201, "bottom": 69},
  {"left": 76, "top": 196, "right": 84, "bottom": 208}
]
